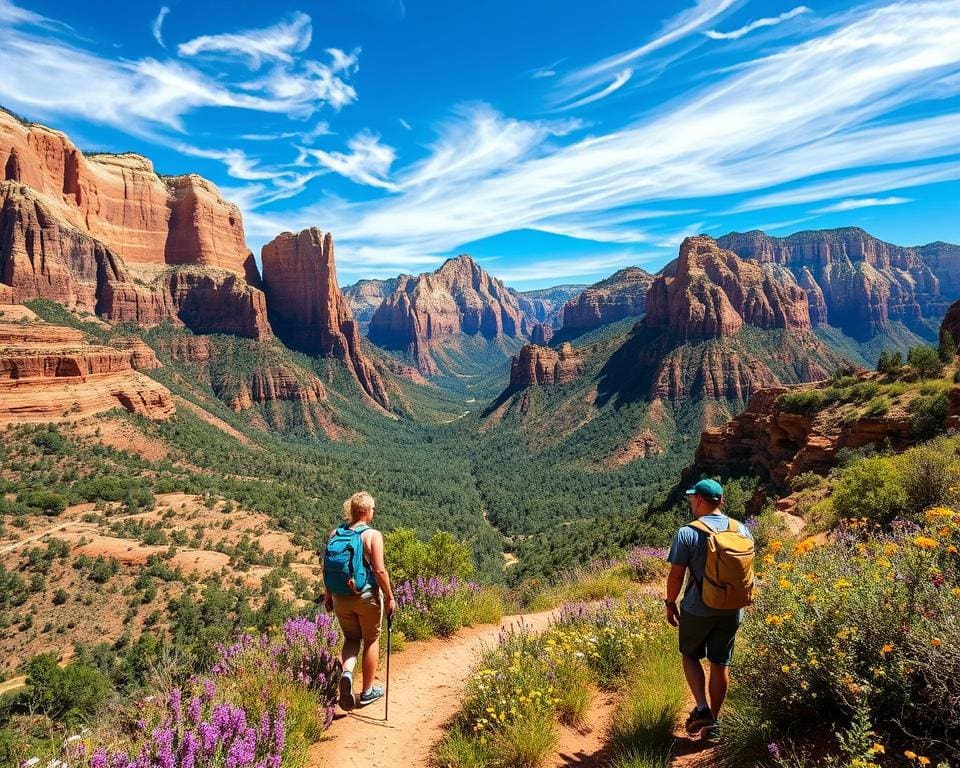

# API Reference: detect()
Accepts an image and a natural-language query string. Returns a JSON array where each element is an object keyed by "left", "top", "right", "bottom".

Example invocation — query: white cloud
[
  {"left": 177, "top": 12, "right": 312, "bottom": 68},
  {"left": 558, "top": 69, "right": 633, "bottom": 110},
  {"left": 399, "top": 118, "right": 412, "bottom": 130},
  {"left": 256, "top": 1, "right": 960, "bottom": 273},
  {"left": 151, "top": 6, "right": 170, "bottom": 48},
  {"left": 812, "top": 196, "right": 913, "bottom": 213},
  {"left": 303, "top": 132, "right": 398, "bottom": 190},
  {"left": 482, "top": 253, "right": 648, "bottom": 284},
  {"left": 706, "top": 6, "right": 811, "bottom": 41},
  {"left": 0, "top": 4, "right": 360, "bottom": 133},
  {"left": 532, "top": 68, "right": 556, "bottom": 79}
]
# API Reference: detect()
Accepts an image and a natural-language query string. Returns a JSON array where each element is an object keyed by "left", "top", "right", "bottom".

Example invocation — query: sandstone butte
[
  {"left": 717, "top": 227, "right": 960, "bottom": 340},
  {"left": 0, "top": 109, "right": 269, "bottom": 338},
  {"left": 261, "top": 228, "right": 389, "bottom": 409},
  {"left": 0, "top": 306, "right": 174, "bottom": 424},
  {"left": 509, "top": 342, "right": 584, "bottom": 389},
  {"left": 635, "top": 236, "right": 843, "bottom": 404},
  {"left": 342, "top": 277, "right": 403, "bottom": 332},
  {"left": 368, "top": 255, "right": 531, "bottom": 374},
  {"left": 561, "top": 267, "right": 654, "bottom": 333}
]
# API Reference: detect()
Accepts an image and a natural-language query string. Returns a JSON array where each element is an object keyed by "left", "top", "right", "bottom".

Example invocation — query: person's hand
[
  {"left": 386, "top": 597, "right": 397, "bottom": 618},
  {"left": 665, "top": 601, "right": 680, "bottom": 627}
]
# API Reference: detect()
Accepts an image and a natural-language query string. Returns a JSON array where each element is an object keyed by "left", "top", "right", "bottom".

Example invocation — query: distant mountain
[
  {"left": 342, "top": 277, "right": 404, "bottom": 334},
  {"left": 559, "top": 267, "right": 654, "bottom": 336},
  {"left": 511, "top": 284, "right": 586, "bottom": 327},
  {"left": 367, "top": 255, "right": 532, "bottom": 377},
  {"left": 716, "top": 227, "right": 960, "bottom": 352}
]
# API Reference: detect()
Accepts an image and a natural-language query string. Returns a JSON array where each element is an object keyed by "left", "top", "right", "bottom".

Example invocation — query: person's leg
[
  {"left": 357, "top": 593, "right": 384, "bottom": 695},
  {"left": 682, "top": 655, "right": 708, "bottom": 710},
  {"left": 342, "top": 637, "right": 361, "bottom": 677},
  {"left": 334, "top": 599, "right": 362, "bottom": 679},
  {"left": 707, "top": 663, "right": 730, "bottom": 718}
]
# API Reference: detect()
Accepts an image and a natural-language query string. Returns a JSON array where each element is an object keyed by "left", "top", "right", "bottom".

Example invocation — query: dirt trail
[
  {"left": 0, "top": 675, "right": 26, "bottom": 697},
  {"left": 308, "top": 610, "right": 561, "bottom": 768},
  {"left": 668, "top": 699, "right": 717, "bottom": 768},
  {"left": 552, "top": 690, "right": 619, "bottom": 767}
]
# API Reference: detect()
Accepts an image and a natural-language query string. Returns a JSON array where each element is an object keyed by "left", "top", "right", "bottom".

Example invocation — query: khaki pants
[{"left": 332, "top": 591, "right": 382, "bottom": 643}]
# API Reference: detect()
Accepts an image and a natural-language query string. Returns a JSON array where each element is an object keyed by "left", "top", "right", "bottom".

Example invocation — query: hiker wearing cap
[
  {"left": 323, "top": 491, "right": 397, "bottom": 711},
  {"left": 664, "top": 478, "right": 755, "bottom": 745}
]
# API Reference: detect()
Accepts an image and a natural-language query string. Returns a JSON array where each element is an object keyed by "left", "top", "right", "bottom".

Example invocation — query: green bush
[
  {"left": 779, "top": 389, "right": 828, "bottom": 414},
  {"left": 830, "top": 455, "right": 907, "bottom": 524},
  {"left": 909, "top": 391, "right": 949, "bottom": 438},
  {"left": 18, "top": 490, "right": 66, "bottom": 516},
  {"left": 23, "top": 654, "right": 112, "bottom": 725},
  {"left": 862, "top": 396, "right": 890, "bottom": 417},
  {"left": 908, "top": 345, "right": 943, "bottom": 380},
  {"left": 877, "top": 349, "right": 903, "bottom": 374},
  {"left": 384, "top": 528, "right": 475, "bottom": 583}
]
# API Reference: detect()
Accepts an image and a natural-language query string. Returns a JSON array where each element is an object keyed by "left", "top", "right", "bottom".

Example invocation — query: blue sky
[{"left": 1, "top": 0, "right": 959, "bottom": 288}]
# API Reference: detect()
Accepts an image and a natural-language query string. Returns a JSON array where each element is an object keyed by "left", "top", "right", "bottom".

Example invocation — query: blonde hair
[{"left": 343, "top": 491, "right": 375, "bottom": 522}]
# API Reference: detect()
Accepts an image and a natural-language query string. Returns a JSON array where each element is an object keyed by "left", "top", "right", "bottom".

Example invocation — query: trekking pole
[{"left": 385, "top": 613, "right": 392, "bottom": 721}]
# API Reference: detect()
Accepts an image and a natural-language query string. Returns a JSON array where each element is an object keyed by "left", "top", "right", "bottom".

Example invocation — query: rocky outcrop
[
  {"left": 530, "top": 322, "right": 554, "bottom": 345},
  {"left": 261, "top": 228, "right": 388, "bottom": 408},
  {"left": 717, "top": 227, "right": 957, "bottom": 340},
  {"left": 0, "top": 111, "right": 271, "bottom": 339},
  {"left": 0, "top": 109, "right": 257, "bottom": 278},
  {"left": 692, "top": 378, "right": 938, "bottom": 493},
  {"left": 561, "top": 268, "right": 653, "bottom": 333},
  {"left": 596, "top": 237, "right": 848, "bottom": 408},
  {"left": 0, "top": 313, "right": 174, "bottom": 423},
  {"left": 509, "top": 342, "right": 583, "bottom": 389},
  {"left": 941, "top": 298, "right": 960, "bottom": 351},
  {"left": 368, "top": 255, "right": 530, "bottom": 374},
  {"left": 644, "top": 237, "right": 812, "bottom": 342}
]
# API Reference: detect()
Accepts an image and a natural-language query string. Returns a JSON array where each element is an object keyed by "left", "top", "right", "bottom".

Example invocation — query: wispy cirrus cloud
[
  {"left": 177, "top": 11, "right": 312, "bottom": 67},
  {"left": 302, "top": 132, "right": 398, "bottom": 191},
  {"left": 151, "top": 6, "right": 170, "bottom": 48},
  {"left": 248, "top": 0, "right": 960, "bottom": 278},
  {"left": 705, "top": 5, "right": 811, "bottom": 40},
  {"left": 812, "top": 196, "right": 913, "bottom": 213},
  {"left": 557, "top": 68, "right": 633, "bottom": 110}
]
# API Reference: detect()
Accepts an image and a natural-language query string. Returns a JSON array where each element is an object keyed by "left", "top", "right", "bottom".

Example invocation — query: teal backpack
[{"left": 323, "top": 524, "right": 373, "bottom": 596}]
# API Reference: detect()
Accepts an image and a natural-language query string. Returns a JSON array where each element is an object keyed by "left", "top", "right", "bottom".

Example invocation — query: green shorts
[{"left": 678, "top": 610, "right": 741, "bottom": 666}]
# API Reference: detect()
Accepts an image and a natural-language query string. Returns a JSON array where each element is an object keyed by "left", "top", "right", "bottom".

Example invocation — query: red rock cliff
[
  {"left": 509, "top": 342, "right": 583, "bottom": 389},
  {"left": 717, "top": 227, "right": 953, "bottom": 340},
  {"left": 368, "top": 255, "right": 530, "bottom": 362},
  {"left": 562, "top": 267, "right": 653, "bottom": 332},
  {"left": 261, "top": 228, "right": 388, "bottom": 408}
]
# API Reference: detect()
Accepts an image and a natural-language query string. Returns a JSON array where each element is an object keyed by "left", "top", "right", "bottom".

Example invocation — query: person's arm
[
  {"left": 367, "top": 530, "right": 396, "bottom": 617},
  {"left": 323, "top": 529, "right": 336, "bottom": 612},
  {"left": 664, "top": 564, "right": 686, "bottom": 627}
]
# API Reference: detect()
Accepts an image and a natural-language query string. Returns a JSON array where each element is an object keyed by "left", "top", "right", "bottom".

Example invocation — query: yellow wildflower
[
  {"left": 883, "top": 543, "right": 899, "bottom": 555},
  {"left": 870, "top": 743, "right": 885, "bottom": 754},
  {"left": 925, "top": 506, "right": 953, "bottom": 521},
  {"left": 904, "top": 752, "right": 917, "bottom": 761},
  {"left": 833, "top": 578, "right": 853, "bottom": 589},
  {"left": 913, "top": 536, "right": 938, "bottom": 550},
  {"left": 881, "top": 643, "right": 894, "bottom": 655},
  {"left": 769, "top": 541, "right": 783, "bottom": 554},
  {"left": 779, "top": 578, "right": 794, "bottom": 589},
  {"left": 794, "top": 537, "right": 817, "bottom": 555}
]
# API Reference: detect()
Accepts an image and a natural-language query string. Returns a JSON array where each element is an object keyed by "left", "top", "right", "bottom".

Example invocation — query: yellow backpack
[{"left": 689, "top": 518, "right": 756, "bottom": 610}]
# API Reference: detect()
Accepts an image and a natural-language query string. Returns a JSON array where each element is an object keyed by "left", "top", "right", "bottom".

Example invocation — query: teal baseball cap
[{"left": 685, "top": 478, "right": 724, "bottom": 502}]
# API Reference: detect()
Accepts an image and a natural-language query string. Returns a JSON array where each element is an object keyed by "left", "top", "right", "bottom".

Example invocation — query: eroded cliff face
[
  {"left": 261, "top": 228, "right": 388, "bottom": 408},
  {"left": 561, "top": 268, "right": 653, "bottom": 333},
  {"left": 342, "top": 278, "right": 402, "bottom": 333},
  {"left": 512, "top": 284, "right": 586, "bottom": 329},
  {"left": 0, "top": 308, "right": 174, "bottom": 424},
  {"left": 716, "top": 227, "right": 955, "bottom": 340},
  {"left": 509, "top": 342, "right": 583, "bottom": 389},
  {"left": 0, "top": 112, "right": 270, "bottom": 338},
  {"left": 597, "top": 237, "right": 847, "bottom": 407},
  {"left": 0, "top": 110, "right": 256, "bottom": 277},
  {"left": 367, "top": 255, "right": 531, "bottom": 373}
]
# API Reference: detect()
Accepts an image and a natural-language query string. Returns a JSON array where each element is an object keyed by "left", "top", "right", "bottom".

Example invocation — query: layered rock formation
[
  {"left": 0, "top": 311, "right": 174, "bottom": 423},
  {"left": 509, "top": 342, "right": 583, "bottom": 389},
  {"left": 0, "top": 111, "right": 269, "bottom": 338},
  {"left": 597, "top": 237, "right": 847, "bottom": 407},
  {"left": 561, "top": 268, "right": 653, "bottom": 333},
  {"left": 716, "top": 227, "right": 958, "bottom": 340},
  {"left": 368, "top": 255, "right": 531, "bottom": 375},
  {"left": 261, "top": 228, "right": 388, "bottom": 408},
  {"left": 644, "top": 238, "right": 812, "bottom": 342}
]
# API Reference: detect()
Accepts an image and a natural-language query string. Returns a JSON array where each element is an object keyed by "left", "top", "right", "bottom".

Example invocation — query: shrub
[
  {"left": 908, "top": 345, "right": 943, "bottom": 380},
  {"left": 862, "top": 395, "right": 890, "bottom": 417},
  {"left": 779, "top": 389, "right": 828, "bottom": 414},
  {"left": 877, "top": 349, "right": 903, "bottom": 374},
  {"left": 19, "top": 489, "right": 67, "bottom": 516},
  {"left": 23, "top": 654, "right": 112, "bottom": 725},
  {"left": 909, "top": 391, "right": 949, "bottom": 438},
  {"left": 625, "top": 547, "right": 669, "bottom": 582},
  {"left": 789, "top": 472, "right": 822, "bottom": 492},
  {"left": 392, "top": 576, "right": 485, "bottom": 639},
  {"left": 384, "top": 528, "right": 475, "bottom": 584},
  {"left": 830, "top": 456, "right": 907, "bottom": 524},
  {"left": 938, "top": 330, "right": 956, "bottom": 363}
]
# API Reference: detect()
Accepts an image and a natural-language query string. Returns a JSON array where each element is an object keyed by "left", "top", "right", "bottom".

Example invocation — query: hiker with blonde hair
[{"left": 323, "top": 491, "right": 396, "bottom": 710}]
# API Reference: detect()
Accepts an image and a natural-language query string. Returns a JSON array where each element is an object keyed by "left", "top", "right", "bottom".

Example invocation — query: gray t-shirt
[{"left": 666, "top": 513, "right": 753, "bottom": 618}]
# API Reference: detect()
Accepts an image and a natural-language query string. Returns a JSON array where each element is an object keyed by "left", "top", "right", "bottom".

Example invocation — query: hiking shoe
[
  {"left": 358, "top": 685, "right": 384, "bottom": 706},
  {"left": 338, "top": 672, "right": 355, "bottom": 711},
  {"left": 685, "top": 705, "right": 714, "bottom": 735},
  {"left": 703, "top": 721, "right": 721, "bottom": 744}
]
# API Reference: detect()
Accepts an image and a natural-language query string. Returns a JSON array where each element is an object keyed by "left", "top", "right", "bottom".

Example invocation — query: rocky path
[{"left": 308, "top": 610, "right": 563, "bottom": 768}]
